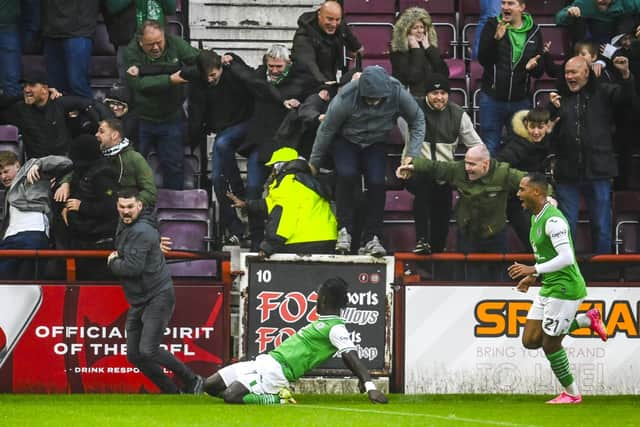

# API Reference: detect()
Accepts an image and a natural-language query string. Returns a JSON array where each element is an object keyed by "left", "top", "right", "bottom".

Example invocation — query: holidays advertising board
[
  {"left": 0, "top": 284, "right": 228, "bottom": 393},
  {"left": 404, "top": 285, "right": 640, "bottom": 394},
  {"left": 239, "top": 254, "right": 394, "bottom": 374}
]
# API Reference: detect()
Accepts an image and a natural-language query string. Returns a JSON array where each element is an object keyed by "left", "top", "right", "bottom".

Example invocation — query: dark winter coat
[
  {"left": 228, "top": 59, "right": 317, "bottom": 162},
  {"left": 66, "top": 159, "right": 119, "bottom": 240},
  {"left": 110, "top": 210, "right": 172, "bottom": 306},
  {"left": 477, "top": 15, "right": 544, "bottom": 102},
  {"left": 291, "top": 10, "right": 362, "bottom": 84},
  {"left": 496, "top": 110, "right": 552, "bottom": 173},
  {"left": 0, "top": 95, "right": 112, "bottom": 159},
  {"left": 390, "top": 7, "right": 450, "bottom": 96},
  {"left": 188, "top": 54, "right": 254, "bottom": 144},
  {"left": 42, "top": 0, "right": 100, "bottom": 39},
  {"left": 551, "top": 73, "right": 636, "bottom": 181}
]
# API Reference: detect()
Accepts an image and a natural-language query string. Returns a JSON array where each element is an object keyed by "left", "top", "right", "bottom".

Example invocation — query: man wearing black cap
[
  {"left": 0, "top": 70, "right": 111, "bottom": 159},
  {"left": 402, "top": 73, "right": 482, "bottom": 254}
]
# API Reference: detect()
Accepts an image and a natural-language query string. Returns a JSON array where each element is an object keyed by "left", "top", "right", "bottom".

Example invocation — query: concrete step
[
  {"left": 190, "top": 25, "right": 295, "bottom": 42},
  {"left": 189, "top": 2, "right": 318, "bottom": 28}
]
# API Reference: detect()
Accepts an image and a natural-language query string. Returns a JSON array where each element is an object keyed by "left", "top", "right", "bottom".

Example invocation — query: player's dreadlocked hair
[{"left": 318, "top": 277, "right": 349, "bottom": 310}]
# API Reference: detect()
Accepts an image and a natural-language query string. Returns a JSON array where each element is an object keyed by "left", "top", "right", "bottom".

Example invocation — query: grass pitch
[{"left": 1, "top": 394, "right": 638, "bottom": 427}]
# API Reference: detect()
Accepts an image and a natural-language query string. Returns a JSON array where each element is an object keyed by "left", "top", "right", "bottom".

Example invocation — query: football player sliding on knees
[{"left": 202, "top": 277, "right": 388, "bottom": 404}]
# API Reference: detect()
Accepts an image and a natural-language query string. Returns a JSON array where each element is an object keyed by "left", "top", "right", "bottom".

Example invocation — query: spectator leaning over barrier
[
  {"left": 477, "top": 0, "right": 544, "bottom": 155},
  {"left": 273, "top": 69, "right": 361, "bottom": 163},
  {"left": 41, "top": 0, "right": 100, "bottom": 98},
  {"left": 54, "top": 118, "right": 157, "bottom": 209},
  {"left": 226, "top": 147, "right": 337, "bottom": 257},
  {"left": 124, "top": 19, "right": 200, "bottom": 190},
  {"left": 496, "top": 107, "right": 555, "bottom": 252},
  {"left": 390, "top": 7, "right": 450, "bottom": 97},
  {"left": 310, "top": 65, "right": 425, "bottom": 257},
  {"left": 188, "top": 50, "right": 254, "bottom": 246},
  {"left": 548, "top": 55, "right": 634, "bottom": 254},
  {"left": 223, "top": 45, "right": 316, "bottom": 251},
  {"left": 108, "top": 189, "right": 204, "bottom": 395},
  {"left": 0, "top": 151, "right": 72, "bottom": 279},
  {"left": 291, "top": 0, "right": 363, "bottom": 86},
  {"left": 396, "top": 144, "right": 546, "bottom": 281},
  {"left": 0, "top": 70, "right": 112, "bottom": 160},
  {"left": 401, "top": 73, "right": 482, "bottom": 254}
]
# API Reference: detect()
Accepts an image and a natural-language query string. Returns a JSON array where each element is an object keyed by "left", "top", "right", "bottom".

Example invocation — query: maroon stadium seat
[
  {"left": 613, "top": 191, "right": 640, "bottom": 254},
  {"left": 344, "top": 0, "right": 396, "bottom": 15},
  {"left": 383, "top": 190, "right": 416, "bottom": 253},
  {"left": 0, "top": 125, "right": 23, "bottom": 161}
]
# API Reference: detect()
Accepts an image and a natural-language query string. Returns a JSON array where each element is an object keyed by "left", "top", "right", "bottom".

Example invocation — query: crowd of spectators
[{"left": 0, "top": 0, "right": 639, "bottom": 280}]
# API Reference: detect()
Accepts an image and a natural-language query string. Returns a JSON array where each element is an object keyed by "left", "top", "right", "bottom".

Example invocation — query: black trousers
[
  {"left": 407, "top": 179, "right": 452, "bottom": 252},
  {"left": 125, "top": 287, "right": 196, "bottom": 393}
]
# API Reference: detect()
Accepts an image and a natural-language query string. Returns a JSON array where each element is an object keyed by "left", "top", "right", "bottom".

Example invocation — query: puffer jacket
[
  {"left": 477, "top": 15, "right": 544, "bottom": 102},
  {"left": 390, "top": 7, "right": 450, "bottom": 96},
  {"left": 496, "top": 110, "right": 552, "bottom": 173}
]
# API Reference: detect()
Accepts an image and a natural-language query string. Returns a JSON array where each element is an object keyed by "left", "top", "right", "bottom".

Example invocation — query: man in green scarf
[{"left": 477, "top": 0, "right": 544, "bottom": 156}]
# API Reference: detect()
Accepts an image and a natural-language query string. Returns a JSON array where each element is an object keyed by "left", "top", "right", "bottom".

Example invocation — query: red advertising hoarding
[{"left": 0, "top": 284, "right": 228, "bottom": 393}]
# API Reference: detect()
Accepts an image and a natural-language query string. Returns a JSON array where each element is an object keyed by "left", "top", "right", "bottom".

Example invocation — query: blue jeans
[
  {"left": 139, "top": 117, "right": 185, "bottom": 190},
  {"left": 0, "top": 231, "right": 49, "bottom": 279},
  {"left": 0, "top": 31, "right": 21, "bottom": 96},
  {"left": 333, "top": 138, "right": 386, "bottom": 240},
  {"left": 555, "top": 179, "right": 612, "bottom": 254},
  {"left": 245, "top": 148, "right": 269, "bottom": 251},
  {"left": 471, "top": 0, "right": 502, "bottom": 60},
  {"left": 211, "top": 122, "right": 249, "bottom": 237},
  {"left": 126, "top": 287, "right": 197, "bottom": 394},
  {"left": 43, "top": 37, "right": 93, "bottom": 98},
  {"left": 478, "top": 91, "right": 531, "bottom": 156}
]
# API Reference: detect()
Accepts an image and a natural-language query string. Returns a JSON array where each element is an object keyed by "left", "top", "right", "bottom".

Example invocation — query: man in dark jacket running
[{"left": 107, "top": 190, "right": 203, "bottom": 394}]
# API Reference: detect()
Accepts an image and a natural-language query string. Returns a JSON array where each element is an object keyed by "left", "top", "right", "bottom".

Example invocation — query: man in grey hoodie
[
  {"left": 0, "top": 151, "right": 72, "bottom": 279},
  {"left": 107, "top": 190, "right": 203, "bottom": 394},
  {"left": 309, "top": 65, "right": 425, "bottom": 256}
]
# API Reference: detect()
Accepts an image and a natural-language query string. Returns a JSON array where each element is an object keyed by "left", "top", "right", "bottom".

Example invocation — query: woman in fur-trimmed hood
[{"left": 391, "top": 7, "right": 449, "bottom": 96}]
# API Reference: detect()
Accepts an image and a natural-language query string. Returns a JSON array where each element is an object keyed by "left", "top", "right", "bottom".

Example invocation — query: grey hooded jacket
[
  {"left": 309, "top": 66, "right": 425, "bottom": 167},
  {"left": 4, "top": 156, "right": 72, "bottom": 217},
  {"left": 110, "top": 210, "right": 172, "bottom": 306}
]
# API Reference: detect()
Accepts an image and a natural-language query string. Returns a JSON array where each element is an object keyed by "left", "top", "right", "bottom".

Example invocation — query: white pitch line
[{"left": 292, "top": 404, "right": 539, "bottom": 427}]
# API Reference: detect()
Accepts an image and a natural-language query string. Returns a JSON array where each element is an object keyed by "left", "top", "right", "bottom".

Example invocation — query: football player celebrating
[
  {"left": 202, "top": 277, "right": 388, "bottom": 404},
  {"left": 508, "top": 173, "right": 607, "bottom": 404}
]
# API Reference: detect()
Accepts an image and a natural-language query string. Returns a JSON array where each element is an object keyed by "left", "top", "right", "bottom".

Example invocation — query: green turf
[{"left": 0, "top": 394, "right": 638, "bottom": 427}]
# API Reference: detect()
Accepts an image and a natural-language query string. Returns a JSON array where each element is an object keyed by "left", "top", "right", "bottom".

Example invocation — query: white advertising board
[{"left": 405, "top": 285, "right": 640, "bottom": 394}]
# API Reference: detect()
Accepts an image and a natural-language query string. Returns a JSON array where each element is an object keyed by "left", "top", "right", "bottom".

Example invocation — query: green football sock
[
  {"left": 547, "top": 348, "right": 574, "bottom": 387},
  {"left": 242, "top": 393, "right": 280, "bottom": 405},
  {"left": 568, "top": 313, "right": 590, "bottom": 332}
]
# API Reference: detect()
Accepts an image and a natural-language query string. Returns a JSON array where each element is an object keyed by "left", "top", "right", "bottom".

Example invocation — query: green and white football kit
[
  {"left": 527, "top": 203, "right": 587, "bottom": 337},
  {"left": 219, "top": 315, "right": 356, "bottom": 394}
]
